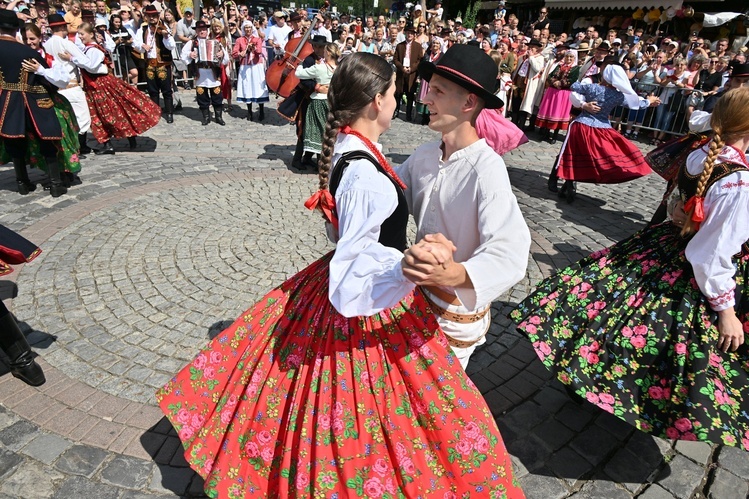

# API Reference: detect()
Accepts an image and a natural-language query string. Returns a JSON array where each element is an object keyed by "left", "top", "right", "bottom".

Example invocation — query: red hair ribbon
[
  {"left": 304, "top": 189, "right": 339, "bottom": 232},
  {"left": 684, "top": 195, "right": 705, "bottom": 230}
]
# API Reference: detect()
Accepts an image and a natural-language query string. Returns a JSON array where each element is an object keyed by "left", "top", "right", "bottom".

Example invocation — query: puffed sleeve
[
  {"left": 35, "top": 60, "right": 70, "bottom": 89},
  {"left": 685, "top": 172, "right": 749, "bottom": 311},
  {"left": 456, "top": 159, "right": 531, "bottom": 311},
  {"left": 328, "top": 160, "right": 415, "bottom": 317},
  {"left": 180, "top": 40, "right": 193, "bottom": 66}
]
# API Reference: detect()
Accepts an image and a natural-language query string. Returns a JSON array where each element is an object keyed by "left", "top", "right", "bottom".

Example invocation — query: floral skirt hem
[{"left": 511, "top": 223, "right": 749, "bottom": 449}]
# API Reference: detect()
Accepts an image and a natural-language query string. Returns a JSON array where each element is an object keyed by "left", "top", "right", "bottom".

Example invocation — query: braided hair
[
  {"left": 681, "top": 87, "right": 749, "bottom": 236},
  {"left": 317, "top": 52, "right": 393, "bottom": 191}
]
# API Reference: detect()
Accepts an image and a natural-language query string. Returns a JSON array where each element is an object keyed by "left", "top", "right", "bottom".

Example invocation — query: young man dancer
[{"left": 399, "top": 44, "right": 531, "bottom": 369}]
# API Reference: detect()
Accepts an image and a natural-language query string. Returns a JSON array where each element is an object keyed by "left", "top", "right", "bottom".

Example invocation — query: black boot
[
  {"left": 94, "top": 141, "right": 115, "bottom": 155},
  {"left": 201, "top": 109, "right": 211, "bottom": 126},
  {"left": 550, "top": 129, "right": 560, "bottom": 145},
  {"left": 127, "top": 137, "right": 137, "bottom": 150},
  {"left": 12, "top": 158, "right": 35, "bottom": 195},
  {"left": 559, "top": 180, "right": 576, "bottom": 203},
  {"left": 0, "top": 311, "right": 45, "bottom": 387},
  {"left": 526, "top": 114, "right": 537, "bottom": 133},
  {"left": 164, "top": 98, "right": 174, "bottom": 123},
  {"left": 301, "top": 151, "right": 315, "bottom": 169},
  {"left": 406, "top": 99, "right": 414, "bottom": 122},
  {"left": 246, "top": 104, "right": 253, "bottom": 121},
  {"left": 539, "top": 127, "right": 549, "bottom": 140},
  {"left": 78, "top": 133, "right": 92, "bottom": 155},
  {"left": 258, "top": 104, "right": 264, "bottom": 121},
  {"left": 547, "top": 165, "right": 559, "bottom": 193},
  {"left": 393, "top": 94, "right": 401, "bottom": 119},
  {"left": 516, "top": 111, "right": 528, "bottom": 129},
  {"left": 46, "top": 159, "right": 67, "bottom": 197},
  {"left": 214, "top": 108, "right": 225, "bottom": 126}
]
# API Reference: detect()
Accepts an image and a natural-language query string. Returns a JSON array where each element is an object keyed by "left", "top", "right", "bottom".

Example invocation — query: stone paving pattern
[{"left": 0, "top": 93, "right": 747, "bottom": 498}]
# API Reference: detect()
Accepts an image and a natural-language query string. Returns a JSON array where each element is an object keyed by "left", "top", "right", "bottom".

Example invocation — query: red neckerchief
[{"left": 304, "top": 127, "right": 407, "bottom": 230}]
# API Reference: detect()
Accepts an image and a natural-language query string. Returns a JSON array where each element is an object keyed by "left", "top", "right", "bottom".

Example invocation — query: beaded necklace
[{"left": 340, "top": 125, "right": 407, "bottom": 190}]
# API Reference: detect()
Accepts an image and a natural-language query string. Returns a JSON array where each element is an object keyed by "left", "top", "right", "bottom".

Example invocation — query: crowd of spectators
[{"left": 7, "top": 0, "right": 749, "bottom": 138}]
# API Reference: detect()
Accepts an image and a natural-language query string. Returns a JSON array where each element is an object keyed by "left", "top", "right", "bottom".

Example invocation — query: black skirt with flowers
[{"left": 511, "top": 222, "right": 749, "bottom": 450}]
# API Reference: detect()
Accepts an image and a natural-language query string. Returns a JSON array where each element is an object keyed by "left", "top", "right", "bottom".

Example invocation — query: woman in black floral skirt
[{"left": 512, "top": 87, "right": 749, "bottom": 450}]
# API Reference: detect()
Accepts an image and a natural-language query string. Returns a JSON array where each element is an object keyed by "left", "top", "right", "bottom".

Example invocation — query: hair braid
[
  {"left": 681, "top": 131, "right": 724, "bottom": 237},
  {"left": 318, "top": 109, "right": 342, "bottom": 191}
]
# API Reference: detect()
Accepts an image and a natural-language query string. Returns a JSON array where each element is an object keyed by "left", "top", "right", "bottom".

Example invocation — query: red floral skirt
[
  {"left": 84, "top": 74, "right": 161, "bottom": 143},
  {"left": 557, "top": 121, "right": 652, "bottom": 184},
  {"left": 157, "top": 252, "right": 524, "bottom": 499}
]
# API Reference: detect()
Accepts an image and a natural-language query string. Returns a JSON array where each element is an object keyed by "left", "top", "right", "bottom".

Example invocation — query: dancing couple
[{"left": 157, "top": 46, "right": 530, "bottom": 497}]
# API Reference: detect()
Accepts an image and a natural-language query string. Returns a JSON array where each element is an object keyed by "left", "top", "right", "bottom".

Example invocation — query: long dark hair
[{"left": 317, "top": 52, "right": 393, "bottom": 190}]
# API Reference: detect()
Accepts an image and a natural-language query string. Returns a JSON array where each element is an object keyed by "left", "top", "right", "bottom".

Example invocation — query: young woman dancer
[
  {"left": 157, "top": 53, "right": 524, "bottom": 498},
  {"left": 73, "top": 23, "right": 160, "bottom": 154},
  {"left": 513, "top": 87, "right": 749, "bottom": 450}
]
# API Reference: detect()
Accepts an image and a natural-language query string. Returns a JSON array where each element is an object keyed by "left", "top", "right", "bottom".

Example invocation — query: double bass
[{"left": 265, "top": 2, "right": 329, "bottom": 98}]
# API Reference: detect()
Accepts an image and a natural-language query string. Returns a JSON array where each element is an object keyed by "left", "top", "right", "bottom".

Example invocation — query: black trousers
[
  {"left": 3, "top": 137, "right": 57, "bottom": 159},
  {"left": 145, "top": 63, "right": 173, "bottom": 105},
  {"left": 196, "top": 86, "right": 223, "bottom": 110}
]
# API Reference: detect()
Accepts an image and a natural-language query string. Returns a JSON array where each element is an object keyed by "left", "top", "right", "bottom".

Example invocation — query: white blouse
[
  {"left": 684, "top": 145, "right": 749, "bottom": 311},
  {"left": 327, "top": 134, "right": 415, "bottom": 318}
]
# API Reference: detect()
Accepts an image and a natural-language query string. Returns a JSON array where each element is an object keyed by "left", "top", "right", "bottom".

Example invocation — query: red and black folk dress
[
  {"left": 157, "top": 133, "right": 525, "bottom": 498},
  {"left": 80, "top": 44, "right": 161, "bottom": 144}
]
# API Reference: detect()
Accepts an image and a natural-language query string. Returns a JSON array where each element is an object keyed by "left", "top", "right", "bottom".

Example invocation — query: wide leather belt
[
  {"left": 147, "top": 59, "right": 170, "bottom": 67},
  {"left": 420, "top": 286, "right": 491, "bottom": 352}
]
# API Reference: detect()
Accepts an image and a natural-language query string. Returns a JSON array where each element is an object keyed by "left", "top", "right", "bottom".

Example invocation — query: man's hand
[
  {"left": 57, "top": 50, "right": 72, "bottom": 61},
  {"left": 21, "top": 58, "right": 41, "bottom": 73},
  {"left": 582, "top": 101, "right": 601, "bottom": 113},
  {"left": 402, "top": 233, "right": 463, "bottom": 287}
]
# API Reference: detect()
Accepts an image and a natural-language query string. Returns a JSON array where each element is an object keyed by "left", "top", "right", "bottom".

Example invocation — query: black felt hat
[
  {"left": 418, "top": 44, "right": 502, "bottom": 109},
  {"left": 0, "top": 10, "right": 20, "bottom": 29},
  {"left": 143, "top": 4, "right": 159, "bottom": 15},
  {"left": 310, "top": 34, "right": 327, "bottom": 45},
  {"left": 47, "top": 12, "right": 67, "bottom": 26},
  {"left": 194, "top": 20, "right": 209, "bottom": 29},
  {"left": 730, "top": 61, "right": 749, "bottom": 78}
]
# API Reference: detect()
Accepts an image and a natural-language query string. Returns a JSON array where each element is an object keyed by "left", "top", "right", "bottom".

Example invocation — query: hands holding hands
[{"left": 402, "top": 233, "right": 465, "bottom": 287}]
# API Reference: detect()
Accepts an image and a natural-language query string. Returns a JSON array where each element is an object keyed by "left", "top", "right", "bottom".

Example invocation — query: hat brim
[{"left": 418, "top": 60, "right": 503, "bottom": 109}]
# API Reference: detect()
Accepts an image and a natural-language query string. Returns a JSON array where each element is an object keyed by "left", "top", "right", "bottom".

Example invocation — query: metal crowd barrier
[{"left": 607, "top": 81, "right": 713, "bottom": 138}]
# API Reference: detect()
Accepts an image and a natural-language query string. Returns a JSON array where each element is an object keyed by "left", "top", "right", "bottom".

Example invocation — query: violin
[
  {"left": 155, "top": 18, "right": 172, "bottom": 37},
  {"left": 265, "top": 1, "right": 329, "bottom": 98}
]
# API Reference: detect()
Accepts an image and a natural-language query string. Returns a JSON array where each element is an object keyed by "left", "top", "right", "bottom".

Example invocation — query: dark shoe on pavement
[
  {"left": 201, "top": 109, "right": 211, "bottom": 126},
  {"left": 0, "top": 313, "right": 46, "bottom": 387},
  {"left": 565, "top": 181, "right": 576, "bottom": 203},
  {"left": 214, "top": 109, "right": 226, "bottom": 126},
  {"left": 94, "top": 141, "right": 115, "bottom": 155},
  {"left": 165, "top": 114, "right": 174, "bottom": 124}
]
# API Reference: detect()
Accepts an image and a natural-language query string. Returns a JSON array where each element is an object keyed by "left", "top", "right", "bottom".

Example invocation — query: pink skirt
[{"left": 536, "top": 88, "right": 572, "bottom": 131}]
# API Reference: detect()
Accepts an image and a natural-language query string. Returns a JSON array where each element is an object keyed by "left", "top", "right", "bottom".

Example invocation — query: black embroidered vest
[
  {"left": 142, "top": 28, "right": 173, "bottom": 63},
  {"left": 329, "top": 151, "right": 409, "bottom": 252}
]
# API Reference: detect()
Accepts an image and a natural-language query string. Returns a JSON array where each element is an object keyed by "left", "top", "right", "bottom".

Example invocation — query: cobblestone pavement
[{"left": 0, "top": 93, "right": 747, "bottom": 499}]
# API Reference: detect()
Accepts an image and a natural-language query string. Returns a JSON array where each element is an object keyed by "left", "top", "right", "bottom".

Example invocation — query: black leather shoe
[
  {"left": 10, "top": 355, "right": 46, "bottom": 386},
  {"left": 49, "top": 183, "right": 67, "bottom": 197},
  {"left": 201, "top": 109, "right": 211, "bottom": 126},
  {"left": 165, "top": 114, "right": 174, "bottom": 124},
  {"left": 16, "top": 181, "right": 35, "bottom": 195},
  {"left": 94, "top": 142, "right": 115, "bottom": 155}
]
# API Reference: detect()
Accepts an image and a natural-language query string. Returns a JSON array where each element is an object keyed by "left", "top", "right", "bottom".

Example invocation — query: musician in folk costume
[
  {"left": 73, "top": 23, "right": 161, "bottom": 154},
  {"left": 133, "top": 5, "right": 176, "bottom": 124},
  {"left": 515, "top": 38, "right": 545, "bottom": 132},
  {"left": 181, "top": 20, "right": 229, "bottom": 126},
  {"left": 232, "top": 21, "right": 268, "bottom": 121},
  {"left": 0, "top": 11, "right": 68, "bottom": 197},
  {"left": 44, "top": 13, "right": 94, "bottom": 157},
  {"left": 277, "top": 34, "right": 327, "bottom": 170}
]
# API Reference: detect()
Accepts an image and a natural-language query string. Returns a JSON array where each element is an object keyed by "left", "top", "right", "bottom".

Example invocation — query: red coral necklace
[{"left": 340, "top": 126, "right": 407, "bottom": 190}]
